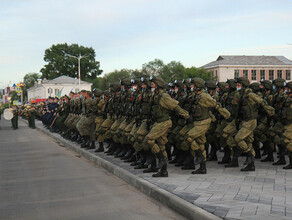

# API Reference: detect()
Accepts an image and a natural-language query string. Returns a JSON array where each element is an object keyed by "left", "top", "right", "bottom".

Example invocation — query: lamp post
[{"left": 64, "top": 53, "right": 88, "bottom": 86}]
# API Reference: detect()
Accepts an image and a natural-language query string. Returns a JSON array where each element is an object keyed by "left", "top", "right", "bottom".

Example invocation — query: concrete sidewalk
[{"left": 31, "top": 119, "right": 292, "bottom": 220}]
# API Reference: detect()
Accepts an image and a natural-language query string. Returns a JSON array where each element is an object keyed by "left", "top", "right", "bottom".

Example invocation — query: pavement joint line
[{"left": 21, "top": 119, "right": 221, "bottom": 220}]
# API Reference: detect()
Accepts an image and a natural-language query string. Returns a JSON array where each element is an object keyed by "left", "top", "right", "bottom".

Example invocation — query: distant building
[
  {"left": 202, "top": 55, "right": 292, "bottom": 82},
  {"left": 27, "top": 76, "right": 92, "bottom": 101}
]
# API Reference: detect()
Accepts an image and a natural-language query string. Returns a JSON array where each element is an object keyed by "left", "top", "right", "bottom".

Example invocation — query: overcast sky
[{"left": 0, "top": 0, "right": 292, "bottom": 87}]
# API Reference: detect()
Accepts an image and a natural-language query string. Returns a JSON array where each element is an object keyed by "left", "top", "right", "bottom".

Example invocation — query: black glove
[
  {"left": 235, "top": 120, "right": 240, "bottom": 130},
  {"left": 226, "top": 116, "right": 233, "bottom": 123},
  {"left": 187, "top": 116, "right": 194, "bottom": 124}
]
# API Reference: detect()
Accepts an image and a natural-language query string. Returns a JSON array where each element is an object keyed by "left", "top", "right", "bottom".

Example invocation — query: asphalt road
[{"left": 0, "top": 118, "right": 185, "bottom": 220}]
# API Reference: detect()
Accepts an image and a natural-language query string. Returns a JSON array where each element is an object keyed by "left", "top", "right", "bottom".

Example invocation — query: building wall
[
  {"left": 28, "top": 84, "right": 92, "bottom": 100},
  {"left": 207, "top": 66, "right": 292, "bottom": 82}
]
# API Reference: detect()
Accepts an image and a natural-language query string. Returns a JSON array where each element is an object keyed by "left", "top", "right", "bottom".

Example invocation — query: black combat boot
[
  {"left": 94, "top": 142, "right": 104, "bottom": 152},
  {"left": 117, "top": 144, "right": 128, "bottom": 158},
  {"left": 113, "top": 144, "right": 122, "bottom": 157},
  {"left": 254, "top": 141, "right": 261, "bottom": 159},
  {"left": 130, "top": 152, "right": 141, "bottom": 166},
  {"left": 76, "top": 135, "right": 83, "bottom": 144},
  {"left": 134, "top": 152, "right": 148, "bottom": 169},
  {"left": 87, "top": 141, "right": 96, "bottom": 149},
  {"left": 273, "top": 147, "right": 286, "bottom": 165},
  {"left": 169, "top": 149, "right": 181, "bottom": 164},
  {"left": 81, "top": 136, "right": 89, "bottom": 148},
  {"left": 207, "top": 143, "right": 218, "bottom": 161},
  {"left": 243, "top": 151, "right": 255, "bottom": 165},
  {"left": 152, "top": 163, "right": 168, "bottom": 177},
  {"left": 218, "top": 148, "right": 231, "bottom": 164},
  {"left": 125, "top": 150, "right": 137, "bottom": 163},
  {"left": 283, "top": 153, "right": 292, "bottom": 169},
  {"left": 194, "top": 150, "right": 204, "bottom": 165},
  {"left": 105, "top": 141, "right": 115, "bottom": 154},
  {"left": 165, "top": 142, "right": 172, "bottom": 161},
  {"left": 121, "top": 145, "right": 133, "bottom": 160},
  {"left": 156, "top": 151, "right": 168, "bottom": 169},
  {"left": 174, "top": 151, "right": 187, "bottom": 166},
  {"left": 143, "top": 159, "right": 158, "bottom": 173},
  {"left": 191, "top": 161, "right": 207, "bottom": 174},
  {"left": 261, "top": 151, "right": 274, "bottom": 162},
  {"left": 225, "top": 148, "right": 242, "bottom": 168},
  {"left": 181, "top": 154, "right": 196, "bottom": 170},
  {"left": 240, "top": 161, "right": 255, "bottom": 171}
]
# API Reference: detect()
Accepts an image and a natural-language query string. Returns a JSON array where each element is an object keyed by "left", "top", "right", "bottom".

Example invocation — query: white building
[
  {"left": 27, "top": 76, "right": 92, "bottom": 101},
  {"left": 202, "top": 55, "right": 292, "bottom": 82}
]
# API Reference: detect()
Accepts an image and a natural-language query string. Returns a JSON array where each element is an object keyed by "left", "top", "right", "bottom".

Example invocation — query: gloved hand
[
  {"left": 226, "top": 116, "right": 233, "bottom": 123},
  {"left": 187, "top": 116, "right": 194, "bottom": 124}
]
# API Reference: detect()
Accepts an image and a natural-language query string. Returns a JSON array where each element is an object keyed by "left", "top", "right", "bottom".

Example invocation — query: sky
[{"left": 0, "top": 0, "right": 292, "bottom": 88}]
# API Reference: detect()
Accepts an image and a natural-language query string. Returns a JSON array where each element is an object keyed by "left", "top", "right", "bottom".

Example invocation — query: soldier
[
  {"left": 180, "top": 77, "right": 230, "bottom": 174},
  {"left": 28, "top": 102, "right": 36, "bottom": 129},
  {"left": 93, "top": 88, "right": 106, "bottom": 152},
  {"left": 228, "top": 77, "right": 274, "bottom": 171},
  {"left": 270, "top": 79, "right": 287, "bottom": 166},
  {"left": 76, "top": 91, "right": 96, "bottom": 149},
  {"left": 143, "top": 76, "right": 190, "bottom": 177},
  {"left": 11, "top": 105, "right": 19, "bottom": 129},
  {"left": 205, "top": 80, "right": 219, "bottom": 161},
  {"left": 281, "top": 81, "right": 292, "bottom": 169}
]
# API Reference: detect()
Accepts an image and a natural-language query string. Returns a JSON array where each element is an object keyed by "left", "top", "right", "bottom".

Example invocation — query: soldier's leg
[
  {"left": 144, "top": 120, "right": 172, "bottom": 177},
  {"left": 283, "top": 124, "right": 292, "bottom": 169}
]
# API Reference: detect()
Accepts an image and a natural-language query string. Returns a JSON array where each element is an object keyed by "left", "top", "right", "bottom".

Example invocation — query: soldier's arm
[
  {"left": 160, "top": 93, "right": 189, "bottom": 119},
  {"left": 201, "top": 93, "right": 231, "bottom": 119},
  {"left": 248, "top": 93, "right": 275, "bottom": 116}
]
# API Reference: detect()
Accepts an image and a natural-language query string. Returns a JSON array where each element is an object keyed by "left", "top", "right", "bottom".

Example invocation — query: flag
[{"left": 56, "top": 87, "right": 64, "bottom": 98}]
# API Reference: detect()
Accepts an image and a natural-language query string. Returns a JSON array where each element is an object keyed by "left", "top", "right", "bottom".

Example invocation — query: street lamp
[{"left": 64, "top": 53, "right": 88, "bottom": 85}]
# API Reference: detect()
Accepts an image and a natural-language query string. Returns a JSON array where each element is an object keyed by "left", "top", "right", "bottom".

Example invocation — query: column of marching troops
[{"left": 37, "top": 76, "right": 292, "bottom": 177}]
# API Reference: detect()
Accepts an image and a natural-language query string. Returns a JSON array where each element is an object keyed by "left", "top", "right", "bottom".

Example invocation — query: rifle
[
  {"left": 50, "top": 114, "right": 59, "bottom": 128},
  {"left": 235, "top": 89, "right": 245, "bottom": 130}
]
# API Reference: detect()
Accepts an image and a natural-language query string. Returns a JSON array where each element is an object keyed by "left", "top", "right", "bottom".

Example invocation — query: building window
[
  {"left": 277, "top": 70, "right": 282, "bottom": 79},
  {"left": 260, "top": 70, "right": 265, "bottom": 80},
  {"left": 251, "top": 70, "right": 257, "bottom": 81},
  {"left": 75, "top": 89, "right": 80, "bottom": 93},
  {"left": 48, "top": 88, "right": 53, "bottom": 95},
  {"left": 243, "top": 70, "right": 248, "bottom": 78},
  {"left": 286, "top": 70, "right": 291, "bottom": 80},
  {"left": 214, "top": 70, "right": 218, "bottom": 79},
  {"left": 269, "top": 70, "right": 274, "bottom": 80},
  {"left": 55, "top": 89, "right": 60, "bottom": 95},
  {"left": 234, "top": 70, "right": 239, "bottom": 78}
]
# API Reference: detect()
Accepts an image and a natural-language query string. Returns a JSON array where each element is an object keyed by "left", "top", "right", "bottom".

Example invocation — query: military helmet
[
  {"left": 205, "top": 80, "right": 217, "bottom": 90},
  {"left": 226, "top": 79, "right": 237, "bottom": 90},
  {"left": 93, "top": 88, "right": 102, "bottom": 96},
  {"left": 109, "top": 82, "right": 121, "bottom": 92},
  {"left": 193, "top": 77, "right": 205, "bottom": 88},
  {"left": 217, "top": 82, "right": 227, "bottom": 92},
  {"left": 182, "top": 78, "right": 191, "bottom": 89},
  {"left": 235, "top": 77, "right": 250, "bottom": 87},
  {"left": 132, "top": 78, "right": 142, "bottom": 87},
  {"left": 174, "top": 80, "right": 184, "bottom": 91},
  {"left": 120, "top": 78, "right": 131, "bottom": 87},
  {"left": 285, "top": 81, "right": 292, "bottom": 90},
  {"left": 249, "top": 82, "right": 261, "bottom": 92},
  {"left": 260, "top": 79, "right": 273, "bottom": 90},
  {"left": 103, "top": 90, "right": 110, "bottom": 97},
  {"left": 273, "top": 78, "right": 285, "bottom": 88},
  {"left": 140, "top": 77, "right": 151, "bottom": 87},
  {"left": 150, "top": 76, "right": 165, "bottom": 88}
]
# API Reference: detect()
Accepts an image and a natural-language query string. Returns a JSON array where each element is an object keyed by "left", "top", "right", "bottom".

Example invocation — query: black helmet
[
  {"left": 217, "top": 82, "right": 227, "bottom": 92},
  {"left": 120, "top": 78, "right": 131, "bottom": 87},
  {"left": 226, "top": 79, "right": 237, "bottom": 90},
  {"left": 205, "top": 80, "right": 217, "bottom": 90},
  {"left": 285, "top": 81, "right": 292, "bottom": 90},
  {"left": 260, "top": 79, "right": 273, "bottom": 90},
  {"left": 141, "top": 77, "right": 151, "bottom": 87},
  {"left": 174, "top": 80, "right": 184, "bottom": 91},
  {"left": 273, "top": 78, "right": 285, "bottom": 88},
  {"left": 149, "top": 76, "right": 165, "bottom": 88},
  {"left": 235, "top": 77, "right": 250, "bottom": 87},
  {"left": 249, "top": 82, "right": 260, "bottom": 92}
]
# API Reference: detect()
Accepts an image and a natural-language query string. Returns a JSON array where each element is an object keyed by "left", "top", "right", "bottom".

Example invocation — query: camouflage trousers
[
  {"left": 133, "top": 120, "right": 149, "bottom": 152},
  {"left": 235, "top": 119, "right": 257, "bottom": 156},
  {"left": 76, "top": 114, "right": 95, "bottom": 141},
  {"left": 97, "top": 115, "right": 114, "bottom": 142},
  {"left": 143, "top": 120, "right": 172, "bottom": 157},
  {"left": 283, "top": 123, "right": 292, "bottom": 153}
]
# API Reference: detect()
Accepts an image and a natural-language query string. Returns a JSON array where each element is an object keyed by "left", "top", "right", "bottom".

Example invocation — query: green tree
[
  {"left": 161, "top": 61, "right": 186, "bottom": 82},
  {"left": 184, "top": 67, "right": 215, "bottom": 81},
  {"left": 23, "top": 73, "right": 41, "bottom": 99},
  {"left": 141, "top": 59, "right": 164, "bottom": 76},
  {"left": 40, "top": 43, "right": 102, "bottom": 80}
]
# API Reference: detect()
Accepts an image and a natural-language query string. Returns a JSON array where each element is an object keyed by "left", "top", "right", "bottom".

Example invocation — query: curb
[{"left": 22, "top": 119, "right": 221, "bottom": 220}]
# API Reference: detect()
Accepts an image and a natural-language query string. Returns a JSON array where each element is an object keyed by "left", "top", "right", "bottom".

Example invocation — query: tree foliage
[
  {"left": 40, "top": 43, "right": 102, "bottom": 80},
  {"left": 87, "top": 59, "right": 214, "bottom": 90},
  {"left": 23, "top": 72, "right": 41, "bottom": 99}
]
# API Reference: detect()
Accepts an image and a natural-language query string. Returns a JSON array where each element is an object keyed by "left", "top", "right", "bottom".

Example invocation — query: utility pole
[{"left": 64, "top": 53, "right": 88, "bottom": 85}]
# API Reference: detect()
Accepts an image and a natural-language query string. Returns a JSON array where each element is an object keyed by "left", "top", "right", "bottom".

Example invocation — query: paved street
[
  {"left": 0, "top": 119, "right": 185, "bottom": 220},
  {"left": 33, "top": 119, "right": 292, "bottom": 220}
]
